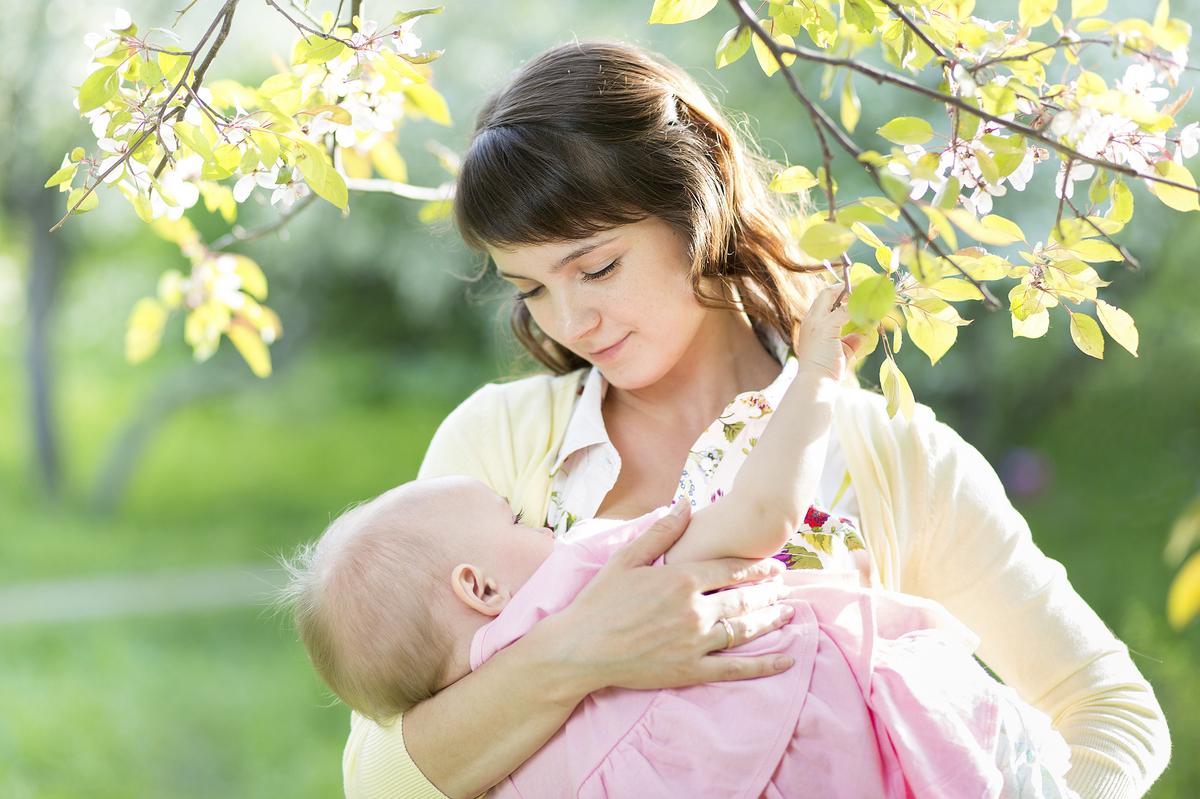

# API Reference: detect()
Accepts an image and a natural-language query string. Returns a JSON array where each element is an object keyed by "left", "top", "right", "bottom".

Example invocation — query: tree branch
[
  {"left": 737, "top": 17, "right": 1200, "bottom": 198},
  {"left": 728, "top": 0, "right": 1001, "bottom": 308},
  {"left": 880, "top": 1, "right": 950, "bottom": 66}
]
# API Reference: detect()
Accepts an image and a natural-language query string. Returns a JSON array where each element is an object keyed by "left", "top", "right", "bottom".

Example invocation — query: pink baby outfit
[{"left": 471, "top": 507, "right": 1077, "bottom": 799}]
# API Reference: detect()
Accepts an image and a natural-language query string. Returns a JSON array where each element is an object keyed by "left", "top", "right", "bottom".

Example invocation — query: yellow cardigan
[{"left": 343, "top": 371, "right": 1170, "bottom": 798}]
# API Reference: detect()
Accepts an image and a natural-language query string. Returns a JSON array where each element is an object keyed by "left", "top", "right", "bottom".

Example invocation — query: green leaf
[
  {"left": 879, "top": 357, "right": 915, "bottom": 420},
  {"left": 402, "top": 83, "right": 452, "bottom": 126},
  {"left": 1148, "top": 160, "right": 1200, "bottom": 212},
  {"left": 1072, "top": 0, "right": 1107, "bottom": 16},
  {"left": 125, "top": 297, "right": 168, "bottom": 365},
  {"left": 769, "top": 165, "right": 819, "bottom": 193},
  {"left": 1167, "top": 550, "right": 1200, "bottom": 630},
  {"left": 227, "top": 323, "right": 272, "bottom": 378},
  {"left": 715, "top": 25, "right": 752, "bottom": 68},
  {"left": 392, "top": 6, "right": 444, "bottom": 25},
  {"left": 1095, "top": 298, "right": 1138, "bottom": 357},
  {"left": 292, "top": 36, "right": 346, "bottom": 66},
  {"left": 648, "top": 0, "right": 718, "bottom": 24},
  {"left": 1107, "top": 179, "right": 1133, "bottom": 222},
  {"left": 1068, "top": 311, "right": 1104, "bottom": 359},
  {"left": 903, "top": 305, "right": 958, "bottom": 365},
  {"left": 800, "top": 221, "right": 855, "bottom": 259},
  {"left": 848, "top": 274, "right": 896, "bottom": 328},
  {"left": 876, "top": 117, "right": 934, "bottom": 145},
  {"left": 67, "top": 187, "right": 99, "bottom": 215},
  {"left": 840, "top": 75, "right": 861, "bottom": 133},
  {"left": 1068, "top": 239, "right": 1122, "bottom": 262},
  {"left": 295, "top": 140, "right": 349, "bottom": 210},
  {"left": 1019, "top": 0, "right": 1057, "bottom": 28},
  {"left": 44, "top": 163, "right": 77, "bottom": 189},
  {"left": 1012, "top": 307, "right": 1049, "bottom": 338},
  {"left": 78, "top": 66, "right": 119, "bottom": 114}
]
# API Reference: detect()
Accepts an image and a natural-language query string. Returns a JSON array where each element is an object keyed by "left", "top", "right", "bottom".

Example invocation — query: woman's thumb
[{"left": 613, "top": 502, "right": 691, "bottom": 567}]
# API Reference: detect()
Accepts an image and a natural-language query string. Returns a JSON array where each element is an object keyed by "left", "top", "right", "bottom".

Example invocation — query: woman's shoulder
[{"left": 449, "top": 368, "right": 588, "bottom": 424}]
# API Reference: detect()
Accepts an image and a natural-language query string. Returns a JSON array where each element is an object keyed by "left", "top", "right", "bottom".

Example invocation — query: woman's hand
[{"left": 542, "top": 502, "right": 798, "bottom": 694}]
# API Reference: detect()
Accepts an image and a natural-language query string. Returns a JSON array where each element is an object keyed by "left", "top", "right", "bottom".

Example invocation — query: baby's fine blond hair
[{"left": 278, "top": 488, "right": 456, "bottom": 723}]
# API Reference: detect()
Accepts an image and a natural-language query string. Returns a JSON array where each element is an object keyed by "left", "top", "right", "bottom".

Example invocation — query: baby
[{"left": 283, "top": 284, "right": 1079, "bottom": 798}]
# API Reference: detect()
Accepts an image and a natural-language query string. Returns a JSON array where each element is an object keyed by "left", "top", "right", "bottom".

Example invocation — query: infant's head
[{"left": 280, "top": 475, "right": 555, "bottom": 722}]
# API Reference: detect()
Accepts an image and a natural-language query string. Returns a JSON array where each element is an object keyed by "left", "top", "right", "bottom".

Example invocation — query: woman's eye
[
  {"left": 513, "top": 286, "right": 542, "bottom": 301},
  {"left": 581, "top": 259, "right": 620, "bottom": 282},
  {"left": 513, "top": 510, "right": 525, "bottom": 524}
]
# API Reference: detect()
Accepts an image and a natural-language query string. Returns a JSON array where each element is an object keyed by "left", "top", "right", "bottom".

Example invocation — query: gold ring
[{"left": 719, "top": 617, "right": 735, "bottom": 650}]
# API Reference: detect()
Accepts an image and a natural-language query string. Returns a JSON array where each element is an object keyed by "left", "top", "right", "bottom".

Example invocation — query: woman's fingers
[
  {"left": 607, "top": 502, "right": 691, "bottom": 569},
  {"left": 703, "top": 601, "right": 795, "bottom": 653},
  {"left": 695, "top": 651, "right": 797, "bottom": 682},
  {"left": 704, "top": 577, "right": 791, "bottom": 621},
  {"left": 692, "top": 555, "right": 785, "bottom": 593}
]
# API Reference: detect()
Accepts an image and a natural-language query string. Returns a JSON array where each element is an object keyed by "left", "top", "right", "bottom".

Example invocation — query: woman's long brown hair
[{"left": 453, "top": 39, "right": 825, "bottom": 374}]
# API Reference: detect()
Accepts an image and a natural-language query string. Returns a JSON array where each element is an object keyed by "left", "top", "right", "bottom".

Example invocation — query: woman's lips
[{"left": 589, "top": 333, "right": 630, "bottom": 361}]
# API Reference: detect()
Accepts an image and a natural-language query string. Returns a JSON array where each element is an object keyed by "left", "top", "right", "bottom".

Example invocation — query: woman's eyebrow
[{"left": 497, "top": 236, "right": 618, "bottom": 280}]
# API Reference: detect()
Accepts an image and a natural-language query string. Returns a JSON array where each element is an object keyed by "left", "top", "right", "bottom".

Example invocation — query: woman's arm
[{"left": 903, "top": 411, "right": 1171, "bottom": 798}]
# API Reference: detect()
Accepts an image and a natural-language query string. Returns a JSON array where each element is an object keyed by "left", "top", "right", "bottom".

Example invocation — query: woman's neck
[{"left": 605, "top": 310, "right": 781, "bottom": 433}]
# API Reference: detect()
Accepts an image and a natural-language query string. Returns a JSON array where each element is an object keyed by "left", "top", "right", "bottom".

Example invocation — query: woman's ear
[{"left": 449, "top": 563, "right": 511, "bottom": 616}]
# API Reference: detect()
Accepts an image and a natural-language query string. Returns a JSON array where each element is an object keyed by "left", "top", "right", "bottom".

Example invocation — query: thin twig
[
  {"left": 209, "top": 192, "right": 318, "bottom": 249},
  {"left": 266, "top": 0, "right": 354, "bottom": 46},
  {"left": 880, "top": 1, "right": 950, "bottom": 65}
]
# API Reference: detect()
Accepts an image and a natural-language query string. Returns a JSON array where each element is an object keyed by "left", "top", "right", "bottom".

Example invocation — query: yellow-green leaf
[
  {"left": 44, "top": 163, "right": 77, "bottom": 189},
  {"left": 1167, "top": 550, "right": 1200, "bottom": 630},
  {"left": 1148, "top": 160, "right": 1200, "bottom": 212},
  {"left": 716, "top": 25, "right": 752, "bottom": 68},
  {"left": 292, "top": 35, "right": 346, "bottom": 66},
  {"left": 418, "top": 198, "right": 453, "bottom": 223},
  {"left": 1108, "top": 179, "right": 1133, "bottom": 222},
  {"left": 879, "top": 357, "right": 915, "bottom": 419},
  {"left": 800, "top": 221, "right": 855, "bottom": 259},
  {"left": 227, "top": 323, "right": 272, "bottom": 378},
  {"left": 125, "top": 297, "right": 168, "bottom": 364},
  {"left": 980, "top": 213, "right": 1025, "bottom": 243},
  {"left": 370, "top": 141, "right": 409, "bottom": 182},
  {"left": 1019, "top": 0, "right": 1057, "bottom": 28},
  {"left": 876, "top": 116, "right": 934, "bottom": 145},
  {"left": 648, "top": 0, "right": 718, "bottom": 24},
  {"left": 769, "top": 165, "right": 819, "bottom": 193},
  {"left": 1071, "top": 0, "right": 1106, "bottom": 17},
  {"left": 751, "top": 23, "right": 797, "bottom": 77},
  {"left": 1165, "top": 497, "right": 1200, "bottom": 567},
  {"left": 78, "top": 66, "right": 119, "bottom": 114},
  {"left": 1068, "top": 239, "right": 1122, "bottom": 262},
  {"left": 840, "top": 75, "right": 861, "bottom": 133},
  {"left": 232, "top": 254, "right": 268, "bottom": 300},
  {"left": 1012, "top": 307, "right": 1050, "bottom": 338},
  {"left": 67, "top": 187, "right": 99, "bottom": 215},
  {"left": 402, "top": 83, "right": 452, "bottom": 126},
  {"left": 295, "top": 140, "right": 348, "bottom": 210},
  {"left": 903, "top": 305, "right": 958, "bottom": 365},
  {"left": 944, "top": 207, "right": 1022, "bottom": 245},
  {"left": 1069, "top": 311, "right": 1104, "bottom": 358},
  {"left": 928, "top": 277, "right": 985, "bottom": 301},
  {"left": 849, "top": 274, "right": 896, "bottom": 328},
  {"left": 1095, "top": 298, "right": 1138, "bottom": 357}
]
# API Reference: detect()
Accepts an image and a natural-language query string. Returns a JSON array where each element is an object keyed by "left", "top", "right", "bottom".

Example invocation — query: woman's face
[{"left": 489, "top": 217, "right": 708, "bottom": 389}]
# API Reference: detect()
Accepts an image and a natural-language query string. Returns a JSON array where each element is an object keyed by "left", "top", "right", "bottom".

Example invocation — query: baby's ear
[{"left": 449, "top": 563, "right": 510, "bottom": 616}]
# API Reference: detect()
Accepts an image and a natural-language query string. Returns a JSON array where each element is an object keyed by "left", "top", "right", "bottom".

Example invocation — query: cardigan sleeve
[{"left": 902, "top": 410, "right": 1171, "bottom": 799}]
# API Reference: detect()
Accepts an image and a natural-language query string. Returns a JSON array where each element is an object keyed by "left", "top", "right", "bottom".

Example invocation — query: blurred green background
[{"left": 1, "top": 0, "right": 1197, "bottom": 796}]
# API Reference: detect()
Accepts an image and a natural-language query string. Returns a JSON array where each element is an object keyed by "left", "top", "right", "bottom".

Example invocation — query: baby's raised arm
[{"left": 665, "top": 284, "right": 854, "bottom": 565}]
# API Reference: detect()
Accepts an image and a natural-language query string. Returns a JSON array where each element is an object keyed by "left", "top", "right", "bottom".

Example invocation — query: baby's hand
[{"left": 792, "top": 283, "right": 861, "bottom": 382}]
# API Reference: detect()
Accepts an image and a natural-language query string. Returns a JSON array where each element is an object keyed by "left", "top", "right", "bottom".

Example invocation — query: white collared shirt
[{"left": 545, "top": 328, "right": 862, "bottom": 568}]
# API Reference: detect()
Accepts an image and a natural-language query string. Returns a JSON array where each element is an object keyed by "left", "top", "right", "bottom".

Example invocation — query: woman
[{"left": 342, "top": 40, "right": 1170, "bottom": 798}]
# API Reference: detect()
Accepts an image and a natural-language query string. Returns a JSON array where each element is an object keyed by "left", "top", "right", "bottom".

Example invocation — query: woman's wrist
[{"left": 517, "top": 609, "right": 605, "bottom": 707}]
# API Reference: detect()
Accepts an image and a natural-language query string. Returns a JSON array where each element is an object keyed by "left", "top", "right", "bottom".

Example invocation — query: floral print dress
[{"left": 546, "top": 354, "right": 866, "bottom": 572}]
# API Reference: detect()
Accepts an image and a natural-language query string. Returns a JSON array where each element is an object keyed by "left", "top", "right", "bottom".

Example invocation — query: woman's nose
[{"left": 555, "top": 296, "right": 601, "bottom": 345}]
